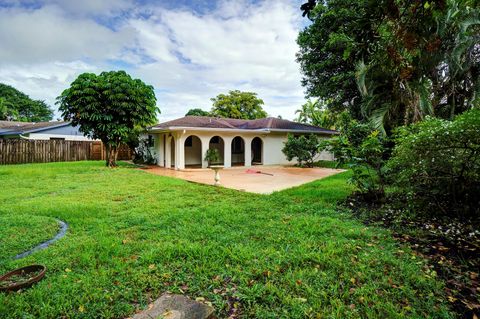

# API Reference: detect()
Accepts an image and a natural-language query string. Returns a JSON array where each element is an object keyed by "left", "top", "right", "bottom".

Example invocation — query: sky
[{"left": 0, "top": 0, "right": 309, "bottom": 122}]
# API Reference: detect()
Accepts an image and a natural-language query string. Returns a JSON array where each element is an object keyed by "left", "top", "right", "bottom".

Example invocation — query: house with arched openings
[{"left": 148, "top": 116, "right": 337, "bottom": 170}]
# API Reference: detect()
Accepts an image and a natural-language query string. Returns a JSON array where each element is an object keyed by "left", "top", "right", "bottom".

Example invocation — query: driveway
[{"left": 143, "top": 166, "right": 345, "bottom": 194}]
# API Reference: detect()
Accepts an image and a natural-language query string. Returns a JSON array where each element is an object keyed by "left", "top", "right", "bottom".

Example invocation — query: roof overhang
[
  {"left": 148, "top": 126, "right": 338, "bottom": 135},
  {"left": 148, "top": 126, "right": 271, "bottom": 134}
]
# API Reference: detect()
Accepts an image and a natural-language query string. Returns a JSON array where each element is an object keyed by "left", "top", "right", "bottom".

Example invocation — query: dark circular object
[{"left": 0, "top": 265, "right": 46, "bottom": 292}]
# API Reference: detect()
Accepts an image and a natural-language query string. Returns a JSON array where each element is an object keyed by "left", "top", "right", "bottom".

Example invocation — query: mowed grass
[
  {"left": 0, "top": 215, "right": 59, "bottom": 259},
  {"left": 0, "top": 162, "right": 452, "bottom": 318}
]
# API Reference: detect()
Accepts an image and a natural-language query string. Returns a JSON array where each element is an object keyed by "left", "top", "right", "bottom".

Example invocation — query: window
[
  {"left": 185, "top": 136, "right": 193, "bottom": 147},
  {"left": 210, "top": 136, "right": 220, "bottom": 144}
]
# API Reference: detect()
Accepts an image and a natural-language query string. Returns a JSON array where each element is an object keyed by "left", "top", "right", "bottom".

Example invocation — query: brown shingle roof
[{"left": 151, "top": 116, "right": 337, "bottom": 135}]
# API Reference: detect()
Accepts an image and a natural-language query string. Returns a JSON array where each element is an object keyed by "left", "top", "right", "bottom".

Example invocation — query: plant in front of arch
[{"left": 204, "top": 148, "right": 220, "bottom": 167}]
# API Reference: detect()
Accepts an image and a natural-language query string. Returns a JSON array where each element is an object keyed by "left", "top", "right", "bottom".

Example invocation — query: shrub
[
  {"left": 388, "top": 109, "right": 480, "bottom": 217},
  {"left": 320, "top": 113, "right": 390, "bottom": 199},
  {"left": 133, "top": 138, "right": 157, "bottom": 165},
  {"left": 282, "top": 134, "right": 320, "bottom": 167},
  {"left": 204, "top": 148, "right": 220, "bottom": 166}
]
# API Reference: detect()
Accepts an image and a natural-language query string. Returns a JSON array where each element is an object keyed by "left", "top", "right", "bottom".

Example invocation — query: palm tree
[{"left": 295, "top": 99, "right": 337, "bottom": 129}]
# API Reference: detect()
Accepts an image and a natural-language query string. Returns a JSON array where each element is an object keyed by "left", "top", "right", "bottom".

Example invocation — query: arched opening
[
  {"left": 251, "top": 137, "right": 263, "bottom": 165},
  {"left": 231, "top": 136, "right": 245, "bottom": 166},
  {"left": 184, "top": 135, "right": 202, "bottom": 168},
  {"left": 170, "top": 136, "right": 175, "bottom": 168},
  {"left": 208, "top": 136, "right": 224, "bottom": 165}
]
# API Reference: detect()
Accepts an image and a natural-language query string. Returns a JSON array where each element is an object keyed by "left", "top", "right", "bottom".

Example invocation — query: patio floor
[{"left": 142, "top": 165, "right": 345, "bottom": 194}]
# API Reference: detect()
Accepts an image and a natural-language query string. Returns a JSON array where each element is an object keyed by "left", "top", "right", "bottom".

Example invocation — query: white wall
[
  {"left": 28, "top": 133, "right": 93, "bottom": 141},
  {"left": 262, "top": 133, "right": 334, "bottom": 165},
  {"left": 28, "top": 125, "right": 94, "bottom": 141}
]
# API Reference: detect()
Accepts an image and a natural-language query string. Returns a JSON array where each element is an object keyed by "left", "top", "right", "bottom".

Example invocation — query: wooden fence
[{"left": 0, "top": 139, "right": 132, "bottom": 165}]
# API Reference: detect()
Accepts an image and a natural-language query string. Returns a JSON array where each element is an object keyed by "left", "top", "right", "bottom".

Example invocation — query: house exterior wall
[
  {"left": 262, "top": 133, "right": 334, "bottom": 165},
  {"left": 151, "top": 129, "right": 334, "bottom": 170},
  {"left": 27, "top": 125, "right": 93, "bottom": 141}
]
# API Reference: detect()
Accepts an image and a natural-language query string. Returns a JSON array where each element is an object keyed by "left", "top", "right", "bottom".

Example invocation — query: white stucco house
[
  {"left": 148, "top": 116, "right": 337, "bottom": 170},
  {"left": 0, "top": 121, "right": 92, "bottom": 141}
]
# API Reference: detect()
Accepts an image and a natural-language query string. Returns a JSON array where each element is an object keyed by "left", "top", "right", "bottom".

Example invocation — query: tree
[
  {"left": 210, "top": 90, "right": 267, "bottom": 119},
  {"left": 57, "top": 71, "right": 158, "bottom": 167},
  {"left": 0, "top": 83, "right": 53, "bottom": 121},
  {"left": 0, "top": 97, "right": 17, "bottom": 120},
  {"left": 297, "top": 0, "right": 380, "bottom": 117},
  {"left": 297, "top": 0, "right": 480, "bottom": 133},
  {"left": 185, "top": 108, "right": 210, "bottom": 116},
  {"left": 282, "top": 134, "right": 320, "bottom": 167},
  {"left": 295, "top": 99, "right": 337, "bottom": 129}
]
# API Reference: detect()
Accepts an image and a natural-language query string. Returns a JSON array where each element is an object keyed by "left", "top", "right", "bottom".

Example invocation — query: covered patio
[
  {"left": 148, "top": 116, "right": 337, "bottom": 170},
  {"left": 143, "top": 165, "right": 345, "bottom": 194},
  {"left": 151, "top": 130, "right": 265, "bottom": 170}
]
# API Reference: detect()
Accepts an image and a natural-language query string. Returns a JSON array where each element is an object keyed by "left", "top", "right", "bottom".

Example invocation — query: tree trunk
[
  {"left": 105, "top": 143, "right": 111, "bottom": 167},
  {"left": 112, "top": 146, "right": 119, "bottom": 167}
]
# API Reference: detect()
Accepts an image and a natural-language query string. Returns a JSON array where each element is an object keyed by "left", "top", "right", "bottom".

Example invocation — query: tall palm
[{"left": 295, "top": 99, "right": 337, "bottom": 129}]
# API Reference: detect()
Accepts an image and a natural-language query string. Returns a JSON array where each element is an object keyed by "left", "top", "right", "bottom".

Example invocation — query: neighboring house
[
  {"left": 148, "top": 116, "right": 337, "bottom": 169},
  {"left": 0, "top": 121, "right": 92, "bottom": 141}
]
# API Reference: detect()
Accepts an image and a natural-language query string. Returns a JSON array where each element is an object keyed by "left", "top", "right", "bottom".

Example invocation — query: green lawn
[{"left": 0, "top": 162, "right": 452, "bottom": 318}]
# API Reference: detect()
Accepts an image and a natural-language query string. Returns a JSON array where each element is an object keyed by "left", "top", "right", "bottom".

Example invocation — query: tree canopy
[
  {"left": 0, "top": 83, "right": 53, "bottom": 122},
  {"left": 210, "top": 90, "right": 268, "bottom": 119},
  {"left": 185, "top": 108, "right": 210, "bottom": 116},
  {"left": 57, "top": 71, "right": 158, "bottom": 167},
  {"left": 297, "top": 0, "right": 480, "bottom": 133}
]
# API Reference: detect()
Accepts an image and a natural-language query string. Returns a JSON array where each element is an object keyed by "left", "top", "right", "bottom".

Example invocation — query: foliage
[
  {"left": 297, "top": 0, "right": 480, "bottom": 132},
  {"left": 133, "top": 138, "right": 157, "bottom": 165},
  {"left": 297, "top": 0, "right": 380, "bottom": 116},
  {"left": 295, "top": 99, "right": 338, "bottom": 129},
  {"left": 204, "top": 148, "right": 220, "bottom": 165},
  {"left": 210, "top": 90, "right": 267, "bottom": 119},
  {"left": 0, "top": 161, "right": 452, "bottom": 318},
  {"left": 57, "top": 71, "right": 158, "bottom": 167},
  {"left": 320, "top": 113, "right": 389, "bottom": 198},
  {"left": 388, "top": 109, "right": 480, "bottom": 217},
  {"left": 282, "top": 134, "right": 320, "bottom": 167},
  {"left": 185, "top": 108, "right": 210, "bottom": 116},
  {"left": 0, "top": 83, "right": 53, "bottom": 122}
]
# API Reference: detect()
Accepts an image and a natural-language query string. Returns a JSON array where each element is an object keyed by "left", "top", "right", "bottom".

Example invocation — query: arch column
[
  {"left": 200, "top": 137, "right": 210, "bottom": 168},
  {"left": 223, "top": 136, "right": 233, "bottom": 168},
  {"left": 165, "top": 135, "right": 172, "bottom": 169},
  {"left": 177, "top": 134, "right": 185, "bottom": 170},
  {"left": 156, "top": 134, "right": 165, "bottom": 167},
  {"left": 244, "top": 136, "right": 253, "bottom": 167}
]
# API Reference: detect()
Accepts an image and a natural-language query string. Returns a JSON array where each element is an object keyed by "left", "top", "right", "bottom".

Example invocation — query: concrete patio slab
[{"left": 142, "top": 165, "right": 344, "bottom": 194}]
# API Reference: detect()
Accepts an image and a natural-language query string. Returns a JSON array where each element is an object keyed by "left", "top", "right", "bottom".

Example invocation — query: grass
[
  {"left": 0, "top": 215, "right": 59, "bottom": 259},
  {"left": 0, "top": 161, "right": 452, "bottom": 318}
]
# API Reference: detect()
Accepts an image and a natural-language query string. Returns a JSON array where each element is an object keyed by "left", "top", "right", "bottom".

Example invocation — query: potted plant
[{"left": 204, "top": 148, "right": 220, "bottom": 167}]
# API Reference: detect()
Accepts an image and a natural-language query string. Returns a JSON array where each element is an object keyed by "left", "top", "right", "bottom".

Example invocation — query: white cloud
[
  {"left": 0, "top": 0, "right": 307, "bottom": 121},
  {"left": 0, "top": 5, "right": 135, "bottom": 64},
  {"left": 0, "top": 61, "right": 100, "bottom": 118}
]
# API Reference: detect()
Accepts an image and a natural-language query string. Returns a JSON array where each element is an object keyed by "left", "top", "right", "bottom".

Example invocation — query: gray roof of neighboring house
[
  {"left": 150, "top": 116, "right": 338, "bottom": 135},
  {"left": 0, "top": 121, "right": 71, "bottom": 135}
]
